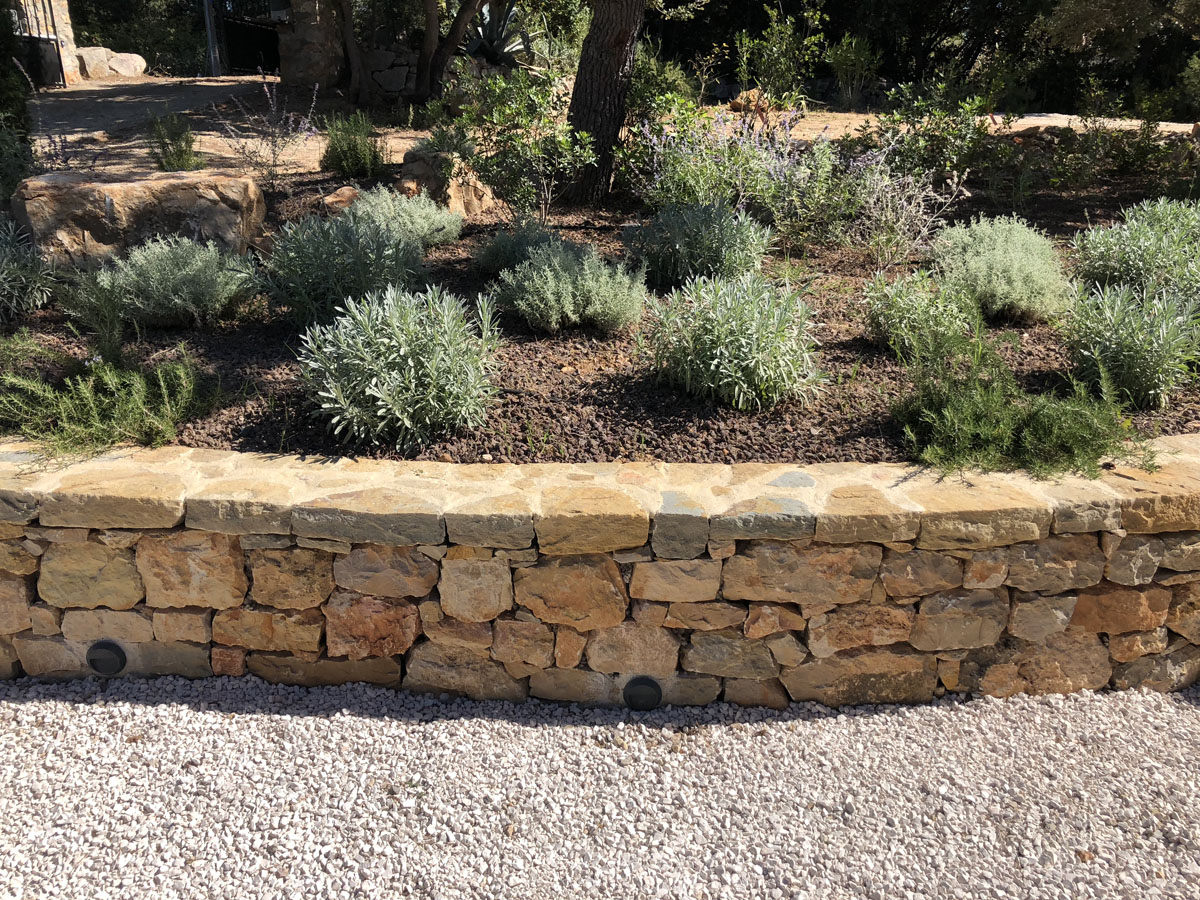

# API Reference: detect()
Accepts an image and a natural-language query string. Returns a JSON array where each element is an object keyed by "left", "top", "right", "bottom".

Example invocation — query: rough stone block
[
  {"left": 780, "top": 648, "right": 938, "bottom": 706},
  {"left": 39, "top": 542, "right": 143, "bottom": 610},
  {"left": 585, "top": 623, "right": 679, "bottom": 678},
  {"left": 402, "top": 641, "right": 526, "bottom": 702},
  {"left": 445, "top": 494, "right": 534, "bottom": 548},
  {"left": 664, "top": 601, "right": 746, "bottom": 631},
  {"left": 807, "top": 603, "right": 915, "bottom": 658},
  {"left": 0, "top": 574, "right": 33, "bottom": 634},
  {"left": 333, "top": 544, "right": 439, "bottom": 599},
  {"left": 879, "top": 548, "right": 963, "bottom": 597},
  {"left": 137, "top": 531, "right": 247, "bottom": 610},
  {"left": 722, "top": 541, "right": 882, "bottom": 611},
  {"left": 629, "top": 559, "right": 721, "bottom": 603},
  {"left": 909, "top": 588, "right": 1009, "bottom": 652},
  {"left": 249, "top": 548, "right": 335, "bottom": 609},
  {"left": 513, "top": 555, "right": 628, "bottom": 630},
  {"left": 491, "top": 619, "right": 555, "bottom": 669},
  {"left": 535, "top": 486, "right": 649, "bottom": 555},
  {"left": 248, "top": 652, "right": 403, "bottom": 687},
  {"left": 439, "top": 558, "right": 513, "bottom": 622},
  {"left": 294, "top": 489, "right": 444, "bottom": 546},
  {"left": 724, "top": 677, "right": 790, "bottom": 709},
  {"left": 528, "top": 668, "right": 618, "bottom": 705},
  {"left": 61, "top": 608, "right": 153, "bottom": 643},
  {"left": 680, "top": 629, "right": 778, "bottom": 680},
  {"left": 1070, "top": 582, "right": 1170, "bottom": 634},
  {"left": 211, "top": 607, "right": 323, "bottom": 653}
]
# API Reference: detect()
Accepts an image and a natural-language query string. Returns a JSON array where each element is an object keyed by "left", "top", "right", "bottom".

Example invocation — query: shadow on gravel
[
  {"left": 4, "top": 674, "right": 1198, "bottom": 729},
  {"left": 0, "top": 673, "right": 985, "bottom": 728}
]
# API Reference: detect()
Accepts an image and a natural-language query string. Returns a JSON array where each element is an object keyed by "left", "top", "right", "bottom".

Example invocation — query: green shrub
[
  {"left": 645, "top": 273, "right": 823, "bottom": 411},
  {"left": 76, "top": 236, "right": 255, "bottom": 332},
  {"left": 863, "top": 270, "right": 978, "bottom": 362},
  {"left": 262, "top": 212, "right": 423, "bottom": 325},
  {"left": 148, "top": 114, "right": 204, "bottom": 171},
  {"left": 895, "top": 334, "right": 1138, "bottom": 476},
  {"left": 0, "top": 351, "right": 209, "bottom": 455},
  {"left": 1064, "top": 283, "right": 1199, "bottom": 410},
  {"left": 1074, "top": 199, "right": 1200, "bottom": 303},
  {"left": 297, "top": 286, "right": 500, "bottom": 451},
  {"left": 627, "top": 202, "right": 771, "bottom": 289},
  {"left": 933, "top": 216, "right": 1071, "bottom": 322},
  {"left": 0, "top": 220, "right": 55, "bottom": 327},
  {"left": 351, "top": 187, "right": 462, "bottom": 248},
  {"left": 626, "top": 39, "right": 697, "bottom": 127},
  {"left": 493, "top": 243, "right": 644, "bottom": 334},
  {"left": 0, "top": 116, "right": 33, "bottom": 200},
  {"left": 477, "top": 221, "right": 571, "bottom": 277},
  {"left": 320, "top": 111, "right": 385, "bottom": 179}
]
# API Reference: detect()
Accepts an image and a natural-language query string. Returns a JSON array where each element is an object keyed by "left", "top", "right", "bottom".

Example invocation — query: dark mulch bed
[{"left": 19, "top": 173, "right": 1200, "bottom": 465}]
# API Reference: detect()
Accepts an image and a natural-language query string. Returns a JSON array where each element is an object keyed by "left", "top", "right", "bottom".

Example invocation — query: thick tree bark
[
  {"left": 413, "top": 0, "right": 441, "bottom": 100},
  {"left": 566, "top": 0, "right": 646, "bottom": 204},
  {"left": 337, "top": 0, "right": 370, "bottom": 105}
]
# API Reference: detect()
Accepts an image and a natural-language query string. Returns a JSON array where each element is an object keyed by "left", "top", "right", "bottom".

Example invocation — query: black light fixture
[
  {"left": 86, "top": 641, "right": 127, "bottom": 677},
  {"left": 623, "top": 675, "right": 662, "bottom": 711}
]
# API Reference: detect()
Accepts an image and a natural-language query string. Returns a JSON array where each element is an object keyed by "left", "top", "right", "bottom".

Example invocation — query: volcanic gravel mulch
[{"left": 21, "top": 179, "right": 1200, "bottom": 465}]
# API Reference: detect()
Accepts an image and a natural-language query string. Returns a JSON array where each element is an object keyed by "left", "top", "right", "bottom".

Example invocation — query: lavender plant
[
  {"left": 217, "top": 73, "right": 317, "bottom": 191},
  {"left": 627, "top": 202, "right": 771, "bottom": 288}
]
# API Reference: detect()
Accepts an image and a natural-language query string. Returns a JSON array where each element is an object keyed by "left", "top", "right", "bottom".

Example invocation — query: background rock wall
[{"left": 2, "top": 440, "right": 1200, "bottom": 707}]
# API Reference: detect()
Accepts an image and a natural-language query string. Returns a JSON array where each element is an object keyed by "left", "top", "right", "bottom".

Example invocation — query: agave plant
[{"left": 465, "top": 0, "right": 537, "bottom": 67}]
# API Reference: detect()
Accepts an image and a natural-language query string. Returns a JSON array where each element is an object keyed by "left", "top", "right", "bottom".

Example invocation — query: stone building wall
[{"left": 2, "top": 439, "right": 1200, "bottom": 707}]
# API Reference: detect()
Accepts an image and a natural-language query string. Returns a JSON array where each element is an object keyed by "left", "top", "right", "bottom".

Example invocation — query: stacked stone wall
[{"left": 2, "top": 439, "right": 1200, "bottom": 707}]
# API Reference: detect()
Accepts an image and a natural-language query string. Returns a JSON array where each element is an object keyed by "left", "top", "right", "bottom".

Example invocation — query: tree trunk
[
  {"left": 413, "top": 0, "right": 486, "bottom": 102},
  {"left": 566, "top": 0, "right": 646, "bottom": 204},
  {"left": 337, "top": 0, "right": 370, "bottom": 105}
]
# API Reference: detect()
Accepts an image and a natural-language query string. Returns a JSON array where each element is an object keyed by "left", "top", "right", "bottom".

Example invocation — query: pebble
[{"left": 0, "top": 677, "right": 1197, "bottom": 899}]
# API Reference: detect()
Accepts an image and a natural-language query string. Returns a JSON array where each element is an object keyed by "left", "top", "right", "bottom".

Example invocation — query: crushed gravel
[{"left": 0, "top": 677, "right": 1197, "bottom": 900}]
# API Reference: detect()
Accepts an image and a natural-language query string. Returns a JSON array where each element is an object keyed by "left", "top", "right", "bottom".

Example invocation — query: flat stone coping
[{"left": 4, "top": 434, "right": 1200, "bottom": 552}]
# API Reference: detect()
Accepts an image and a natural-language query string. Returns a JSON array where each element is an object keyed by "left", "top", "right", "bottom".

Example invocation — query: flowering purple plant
[{"left": 215, "top": 70, "right": 318, "bottom": 192}]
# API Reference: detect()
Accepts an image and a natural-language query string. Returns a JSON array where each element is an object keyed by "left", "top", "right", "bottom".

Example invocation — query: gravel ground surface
[{"left": 0, "top": 678, "right": 1198, "bottom": 900}]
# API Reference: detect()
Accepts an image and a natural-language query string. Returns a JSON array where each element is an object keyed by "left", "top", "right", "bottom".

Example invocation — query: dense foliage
[
  {"left": 627, "top": 202, "right": 771, "bottom": 288},
  {"left": 297, "top": 286, "right": 500, "bottom": 450}
]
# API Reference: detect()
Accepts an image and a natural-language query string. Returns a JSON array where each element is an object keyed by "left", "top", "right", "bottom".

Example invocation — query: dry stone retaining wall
[{"left": 2, "top": 438, "right": 1200, "bottom": 707}]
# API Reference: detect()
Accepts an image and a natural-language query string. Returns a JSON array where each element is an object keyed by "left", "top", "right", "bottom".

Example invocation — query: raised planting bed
[{"left": 2, "top": 437, "right": 1199, "bottom": 707}]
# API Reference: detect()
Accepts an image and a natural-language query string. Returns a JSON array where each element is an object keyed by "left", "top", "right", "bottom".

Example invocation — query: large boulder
[
  {"left": 75, "top": 47, "right": 112, "bottom": 80},
  {"left": 107, "top": 53, "right": 147, "bottom": 78},
  {"left": 395, "top": 149, "right": 495, "bottom": 218},
  {"left": 11, "top": 171, "right": 266, "bottom": 267}
]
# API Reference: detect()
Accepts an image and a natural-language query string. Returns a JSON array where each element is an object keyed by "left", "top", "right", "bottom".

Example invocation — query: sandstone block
[
  {"left": 1159, "top": 531, "right": 1200, "bottom": 571},
  {"left": 248, "top": 652, "right": 403, "bottom": 687},
  {"left": 445, "top": 494, "right": 534, "bottom": 548},
  {"left": 13, "top": 171, "right": 264, "bottom": 267},
  {"left": 513, "top": 555, "right": 628, "bottom": 630},
  {"left": 248, "top": 548, "right": 334, "bottom": 609},
  {"left": 724, "top": 677, "right": 790, "bottom": 709},
  {"left": 61, "top": 608, "right": 153, "bottom": 643},
  {"left": 664, "top": 601, "right": 746, "bottom": 631},
  {"left": 710, "top": 496, "right": 815, "bottom": 541},
  {"left": 910, "top": 481, "right": 1051, "bottom": 550},
  {"left": 333, "top": 544, "right": 439, "bottom": 599},
  {"left": 1007, "top": 592, "right": 1076, "bottom": 642},
  {"left": 403, "top": 641, "right": 527, "bottom": 702},
  {"left": 418, "top": 601, "right": 493, "bottom": 651},
  {"left": 815, "top": 485, "right": 919, "bottom": 544},
  {"left": 764, "top": 632, "right": 807, "bottom": 666},
  {"left": 439, "top": 558, "right": 513, "bottom": 622},
  {"left": 528, "top": 668, "right": 618, "bottom": 705},
  {"left": 1166, "top": 583, "right": 1200, "bottom": 643},
  {"left": 585, "top": 623, "right": 679, "bottom": 678},
  {"left": 491, "top": 619, "right": 555, "bottom": 668},
  {"left": 41, "top": 471, "right": 186, "bottom": 529},
  {"left": 879, "top": 548, "right": 963, "bottom": 597},
  {"left": 1109, "top": 628, "right": 1170, "bottom": 663},
  {"left": 28, "top": 603, "right": 61, "bottom": 635},
  {"left": 211, "top": 607, "right": 323, "bottom": 653},
  {"left": 137, "top": 531, "right": 247, "bottom": 609},
  {"left": 151, "top": 608, "right": 212, "bottom": 644},
  {"left": 954, "top": 628, "right": 1111, "bottom": 698},
  {"left": 1104, "top": 462, "right": 1200, "bottom": 533},
  {"left": 721, "top": 541, "right": 882, "bottom": 611},
  {"left": 126, "top": 641, "right": 213, "bottom": 678},
  {"left": 535, "top": 486, "right": 649, "bottom": 555},
  {"left": 631, "top": 600, "right": 668, "bottom": 626},
  {"left": 0, "top": 637, "right": 16, "bottom": 679},
  {"left": 963, "top": 548, "right": 1008, "bottom": 589},
  {"left": 444, "top": 546, "right": 493, "bottom": 561},
  {"left": 211, "top": 646, "right": 247, "bottom": 676},
  {"left": 554, "top": 627, "right": 587, "bottom": 668},
  {"left": 1104, "top": 534, "right": 1163, "bottom": 586},
  {"left": 324, "top": 591, "right": 421, "bottom": 660},
  {"left": 680, "top": 629, "right": 778, "bottom": 679},
  {"left": 743, "top": 603, "right": 806, "bottom": 639},
  {"left": 1005, "top": 534, "right": 1105, "bottom": 593},
  {"left": 1070, "top": 582, "right": 1170, "bottom": 633},
  {"left": 780, "top": 648, "right": 938, "bottom": 706},
  {"left": 40, "top": 542, "right": 143, "bottom": 610},
  {"left": 240, "top": 534, "right": 294, "bottom": 550},
  {"left": 0, "top": 574, "right": 33, "bottom": 634},
  {"left": 629, "top": 559, "right": 721, "bottom": 603},
  {"left": 909, "top": 588, "right": 1009, "bottom": 651},
  {"left": 1110, "top": 643, "right": 1200, "bottom": 691},
  {"left": 294, "top": 488, "right": 444, "bottom": 546},
  {"left": 807, "top": 603, "right": 915, "bottom": 658},
  {"left": 0, "top": 540, "right": 38, "bottom": 575},
  {"left": 651, "top": 491, "right": 709, "bottom": 560},
  {"left": 12, "top": 634, "right": 89, "bottom": 676}
]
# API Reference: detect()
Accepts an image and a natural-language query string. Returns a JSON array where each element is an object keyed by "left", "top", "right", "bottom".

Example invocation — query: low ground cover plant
[
  {"left": 0, "top": 220, "right": 55, "bottom": 327},
  {"left": 1074, "top": 198, "right": 1200, "bottom": 303},
  {"left": 493, "top": 243, "right": 644, "bottom": 334},
  {"left": 0, "top": 350, "right": 210, "bottom": 455},
  {"left": 320, "top": 110, "right": 385, "bottom": 178},
  {"left": 297, "top": 286, "right": 500, "bottom": 451},
  {"left": 627, "top": 202, "right": 771, "bottom": 288},
  {"left": 262, "top": 212, "right": 423, "bottom": 324},
  {"left": 1065, "top": 283, "right": 1199, "bottom": 410},
  {"left": 933, "top": 216, "right": 1071, "bottom": 322},
  {"left": 644, "top": 273, "right": 823, "bottom": 411},
  {"left": 863, "top": 269, "right": 978, "bottom": 361},
  {"left": 351, "top": 187, "right": 463, "bottom": 248}
]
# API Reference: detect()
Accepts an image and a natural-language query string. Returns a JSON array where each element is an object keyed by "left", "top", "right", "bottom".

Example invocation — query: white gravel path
[{"left": 0, "top": 678, "right": 1197, "bottom": 900}]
